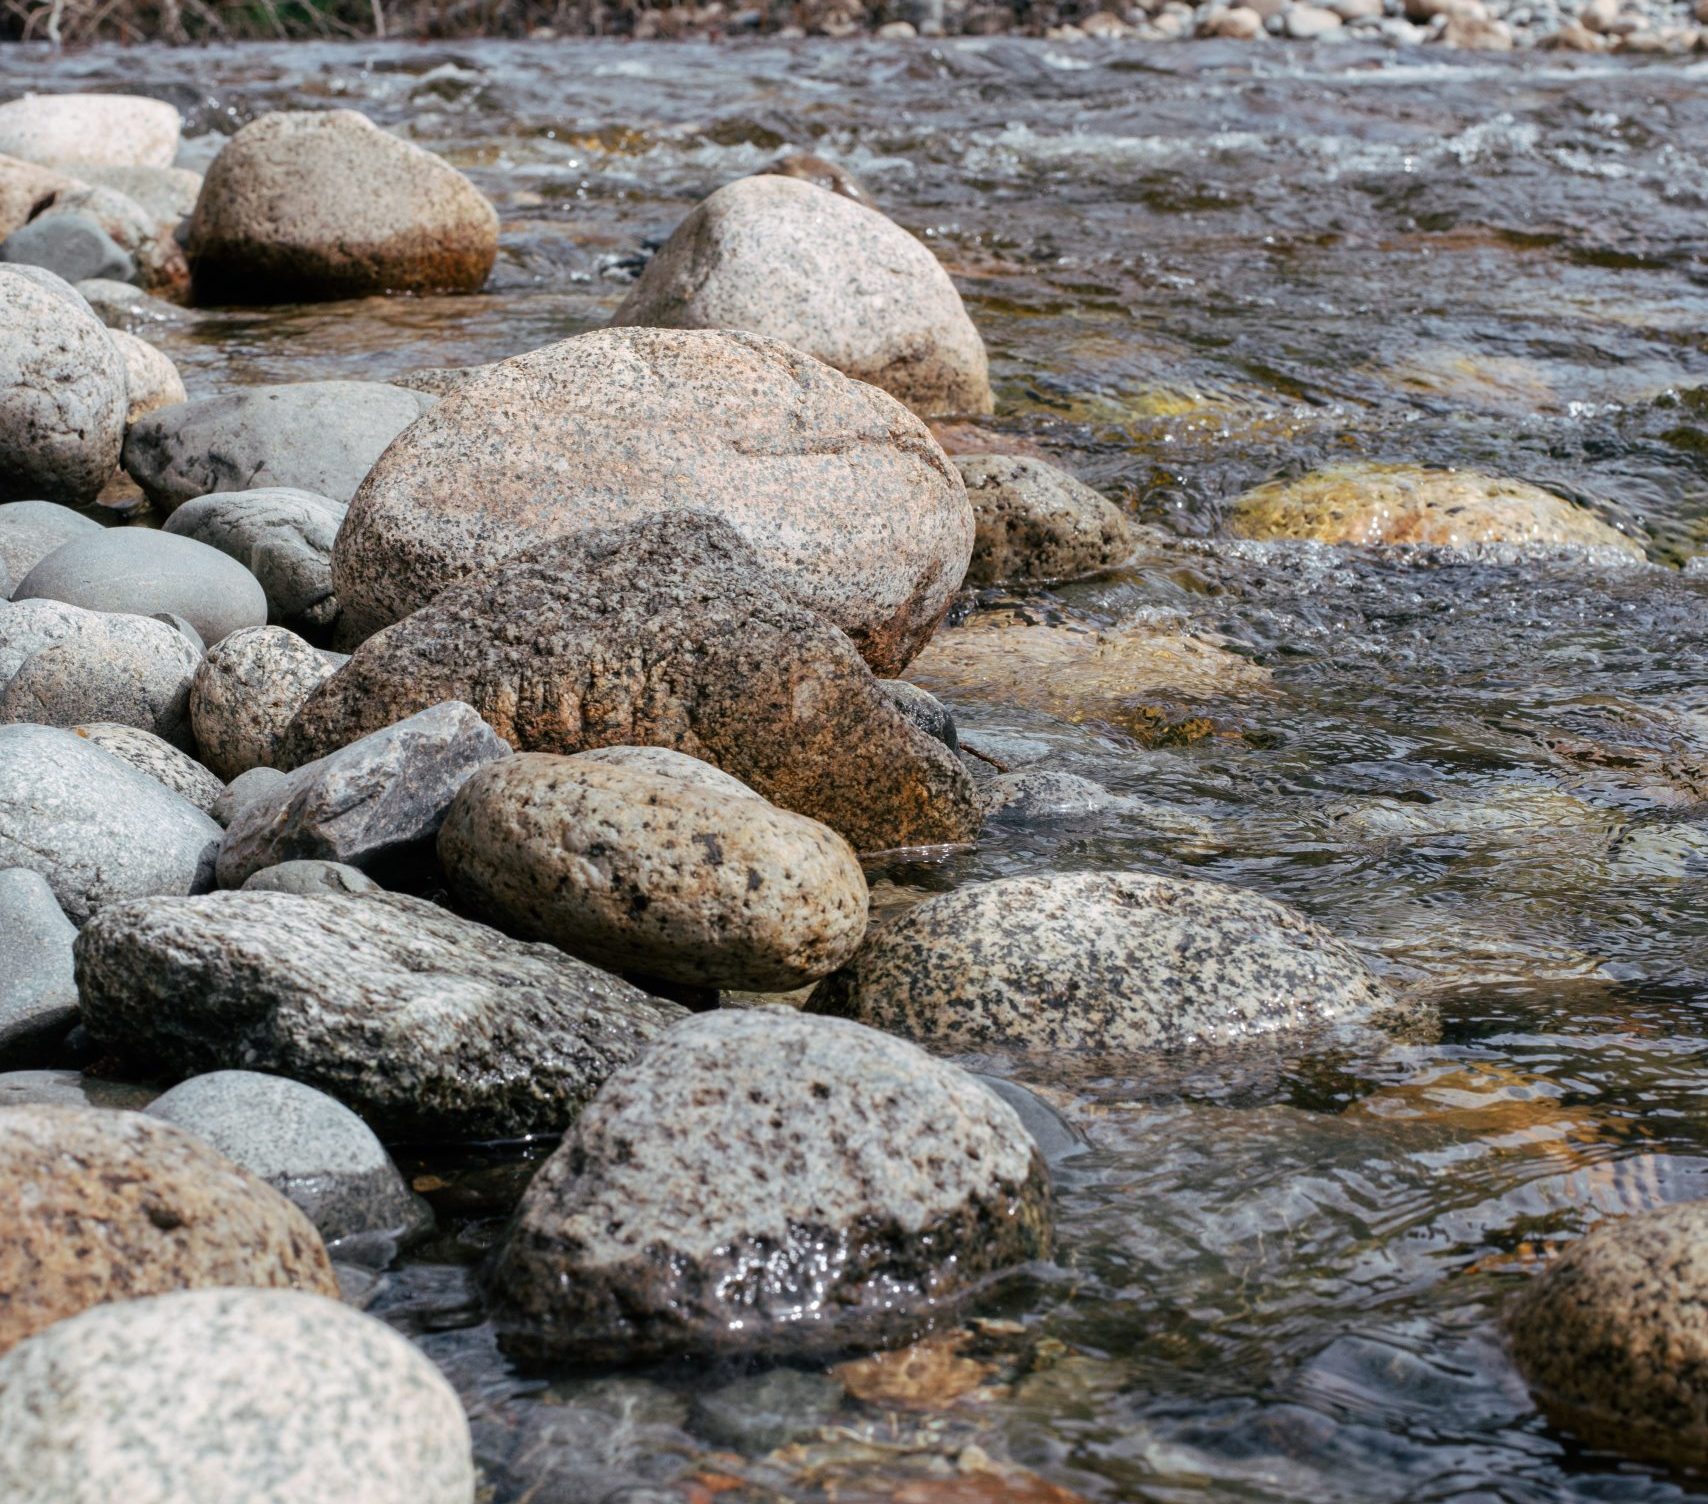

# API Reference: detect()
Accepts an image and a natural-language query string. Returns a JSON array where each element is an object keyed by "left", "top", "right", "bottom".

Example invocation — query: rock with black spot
[
  {"left": 190, "top": 625, "right": 343, "bottom": 780},
  {"left": 241, "top": 860, "right": 380, "bottom": 896},
  {"left": 164, "top": 487, "right": 346, "bottom": 630},
  {"left": 69, "top": 722, "right": 222, "bottom": 811},
  {"left": 0, "top": 868, "right": 78, "bottom": 1066},
  {"left": 955, "top": 454, "right": 1134, "bottom": 586}
]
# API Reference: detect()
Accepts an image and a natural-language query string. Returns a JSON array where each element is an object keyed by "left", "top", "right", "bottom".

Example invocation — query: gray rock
[
  {"left": 877, "top": 679, "right": 957, "bottom": 751},
  {"left": 74, "top": 163, "right": 202, "bottom": 223},
  {"left": 0, "top": 1068, "right": 156, "bottom": 1111},
  {"left": 241, "top": 860, "right": 380, "bottom": 896},
  {"left": 108, "top": 328, "right": 185, "bottom": 425},
  {"left": 190, "top": 625, "right": 343, "bottom": 780},
  {"left": 217, "top": 700, "right": 509, "bottom": 889},
  {"left": 973, "top": 1074, "right": 1085, "bottom": 1164},
  {"left": 73, "top": 276, "right": 186, "bottom": 330},
  {"left": 145, "top": 1070, "right": 427, "bottom": 1245},
  {"left": 0, "top": 213, "right": 134, "bottom": 285},
  {"left": 983, "top": 769, "right": 1127, "bottom": 824},
  {"left": 209, "top": 765, "right": 286, "bottom": 827},
  {"left": 34, "top": 184, "right": 187, "bottom": 299},
  {"left": 163, "top": 487, "right": 346, "bottom": 629},
  {"left": 812, "top": 871, "right": 1408, "bottom": 1054},
  {"left": 955, "top": 454, "right": 1135, "bottom": 586},
  {"left": 76, "top": 890, "right": 689, "bottom": 1140},
  {"left": 691, "top": 1369, "right": 846, "bottom": 1453},
  {"left": 0, "top": 869, "right": 77, "bottom": 1066},
  {"left": 0, "top": 1287, "right": 475, "bottom": 1504},
  {"left": 0, "top": 93, "right": 181, "bottom": 171},
  {"left": 488, "top": 1009, "right": 1051, "bottom": 1363},
  {"left": 68, "top": 722, "right": 222, "bottom": 811},
  {"left": 0, "top": 724, "right": 219, "bottom": 922},
  {"left": 0, "top": 500, "right": 101, "bottom": 584},
  {"left": 122, "top": 381, "right": 438, "bottom": 514},
  {"left": 15, "top": 528, "right": 266, "bottom": 649},
  {"left": 439, "top": 751, "right": 868, "bottom": 991}
]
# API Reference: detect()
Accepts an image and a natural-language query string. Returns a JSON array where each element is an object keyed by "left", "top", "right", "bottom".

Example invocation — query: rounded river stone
[
  {"left": 241, "top": 859, "right": 380, "bottom": 896},
  {"left": 190, "top": 625, "right": 342, "bottom": 780},
  {"left": 0, "top": 499, "right": 101, "bottom": 583},
  {"left": 70, "top": 721, "right": 223, "bottom": 811},
  {"left": 0, "top": 867, "right": 77, "bottom": 1066},
  {"left": 163, "top": 486, "right": 346, "bottom": 629},
  {"left": 0, "top": 93, "right": 180, "bottom": 170},
  {"left": 955, "top": 454, "right": 1135, "bottom": 586},
  {"left": 108, "top": 328, "right": 186, "bottom": 425}
]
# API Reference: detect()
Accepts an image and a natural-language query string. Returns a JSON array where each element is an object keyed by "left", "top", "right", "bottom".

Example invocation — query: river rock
[
  {"left": 217, "top": 700, "right": 509, "bottom": 889},
  {"left": 14, "top": 527, "right": 267, "bottom": 647},
  {"left": 0, "top": 1104, "right": 334, "bottom": 1354},
  {"left": 878, "top": 679, "right": 958, "bottom": 751},
  {"left": 163, "top": 486, "right": 346, "bottom": 629},
  {"left": 612, "top": 175, "right": 991, "bottom": 417},
  {"left": 439, "top": 752, "right": 869, "bottom": 991},
  {"left": 488, "top": 1009, "right": 1051, "bottom": 1363},
  {"left": 210, "top": 764, "right": 286, "bottom": 826},
  {"left": 123, "top": 381, "right": 438, "bottom": 514},
  {"left": 242, "top": 859, "right": 380, "bottom": 896},
  {"left": 983, "top": 769, "right": 1128, "bottom": 824},
  {"left": 187, "top": 109, "right": 499, "bottom": 303},
  {"left": 0, "top": 213, "right": 134, "bottom": 284},
  {"left": 955, "top": 454, "right": 1135, "bottom": 585},
  {"left": 0, "top": 1287, "right": 475, "bottom": 1504},
  {"left": 0, "top": 266, "right": 127, "bottom": 505},
  {"left": 0, "top": 499, "right": 100, "bottom": 582},
  {"left": 190, "top": 625, "right": 343, "bottom": 779},
  {"left": 73, "top": 276, "right": 186, "bottom": 330},
  {"left": 0, "top": 869, "right": 77, "bottom": 1066},
  {"left": 332, "top": 327, "right": 970, "bottom": 669},
  {"left": 76, "top": 891, "right": 688, "bottom": 1140},
  {"left": 74, "top": 162, "right": 202, "bottom": 223},
  {"left": 0, "top": 93, "right": 180, "bottom": 170},
  {"left": 285, "top": 511, "right": 982, "bottom": 854},
  {"left": 0, "top": 724, "right": 219, "bottom": 922},
  {"left": 811, "top": 871, "right": 1403, "bottom": 1053},
  {"left": 0, "top": 154, "right": 75, "bottom": 238},
  {"left": 70, "top": 721, "right": 222, "bottom": 811},
  {"left": 108, "top": 329, "right": 185, "bottom": 425},
  {"left": 1228, "top": 463, "right": 1647, "bottom": 556}
]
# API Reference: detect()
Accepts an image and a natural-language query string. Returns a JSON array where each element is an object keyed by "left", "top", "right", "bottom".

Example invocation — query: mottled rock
[
  {"left": 0, "top": 1288, "right": 474, "bottom": 1504},
  {"left": 241, "top": 859, "right": 380, "bottom": 896},
  {"left": 217, "top": 700, "right": 509, "bottom": 889},
  {"left": 0, "top": 499, "right": 100, "bottom": 583},
  {"left": 0, "top": 93, "right": 180, "bottom": 170},
  {"left": 566, "top": 743, "right": 758, "bottom": 797},
  {"left": 0, "top": 154, "right": 75, "bottom": 238},
  {"left": 187, "top": 109, "right": 498, "bottom": 303},
  {"left": 489, "top": 1009, "right": 1051, "bottom": 1363},
  {"left": 0, "top": 213, "right": 134, "bottom": 284},
  {"left": 286, "top": 511, "right": 982, "bottom": 854},
  {"left": 332, "top": 327, "right": 970, "bottom": 671},
  {"left": 163, "top": 486, "right": 345, "bottom": 629},
  {"left": 812, "top": 871, "right": 1403, "bottom": 1053},
  {"left": 983, "top": 769, "right": 1127, "bottom": 824},
  {"left": 76, "top": 891, "right": 688, "bottom": 1140},
  {"left": 209, "top": 764, "right": 286, "bottom": 827},
  {"left": 878, "top": 679, "right": 957, "bottom": 751},
  {"left": 439, "top": 752, "right": 868, "bottom": 991},
  {"left": 612, "top": 175, "right": 990, "bottom": 417},
  {"left": 955, "top": 454, "right": 1134, "bottom": 586},
  {"left": 72, "top": 276, "right": 186, "bottom": 330},
  {"left": 123, "top": 381, "right": 437, "bottom": 514},
  {"left": 70, "top": 721, "right": 222, "bottom": 811},
  {"left": 0, "top": 724, "right": 219, "bottom": 922},
  {"left": 0, "top": 869, "right": 77, "bottom": 1066},
  {"left": 190, "top": 625, "right": 342, "bottom": 780},
  {"left": 108, "top": 329, "right": 185, "bottom": 425}
]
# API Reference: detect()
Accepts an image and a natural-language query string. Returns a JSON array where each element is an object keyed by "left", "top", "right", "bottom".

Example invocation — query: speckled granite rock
[
  {"left": 0, "top": 1288, "right": 475, "bottom": 1504},
  {"left": 122, "top": 381, "right": 438, "bottom": 514},
  {"left": 285, "top": 511, "right": 982, "bottom": 854},
  {"left": 811, "top": 871, "right": 1402, "bottom": 1054},
  {"left": 0, "top": 93, "right": 180, "bottom": 170},
  {"left": 878, "top": 679, "right": 958, "bottom": 751},
  {"left": 76, "top": 891, "right": 688, "bottom": 1140},
  {"left": 0, "top": 725, "right": 218, "bottom": 923},
  {"left": 565, "top": 743, "right": 758, "bottom": 796},
  {"left": 439, "top": 752, "right": 868, "bottom": 991},
  {"left": 190, "top": 625, "right": 343, "bottom": 780},
  {"left": 0, "top": 499, "right": 100, "bottom": 583},
  {"left": 0, "top": 1104, "right": 334, "bottom": 1354},
  {"left": 331, "top": 326, "right": 970, "bottom": 672},
  {"left": 0, "top": 154, "right": 77, "bottom": 239},
  {"left": 108, "top": 328, "right": 185, "bottom": 425},
  {"left": 1509, "top": 1201, "right": 1708, "bottom": 1468},
  {"left": 955, "top": 454, "right": 1134, "bottom": 586},
  {"left": 612, "top": 175, "right": 991, "bottom": 418},
  {"left": 70, "top": 722, "right": 223, "bottom": 811},
  {"left": 0, "top": 869, "right": 77, "bottom": 1066},
  {"left": 241, "top": 859, "right": 380, "bottom": 896},
  {"left": 188, "top": 110, "right": 498, "bottom": 303},
  {"left": 163, "top": 487, "right": 346, "bottom": 630},
  {"left": 488, "top": 1009, "right": 1051, "bottom": 1363}
]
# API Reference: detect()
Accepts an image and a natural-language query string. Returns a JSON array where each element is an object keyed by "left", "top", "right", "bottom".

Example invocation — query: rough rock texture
[
  {"left": 0, "top": 499, "right": 100, "bottom": 582},
  {"left": 0, "top": 725, "right": 218, "bottom": 922},
  {"left": 0, "top": 94, "right": 180, "bottom": 170},
  {"left": 241, "top": 859, "right": 380, "bottom": 896},
  {"left": 164, "top": 487, "right": 346, "bottom": 629},
  {"left": 190, "top": 625, "right": 343, "bottom": 780},
  {"left": 0, "top": 1288, "right": 475, "bottom": 1504},
  {"left": 812, "top": 871, "right": 1405, "bottom": 1053},
  {"left": 0, "top": 154, "right": 76, "bottom": 238},
  {"left": 14, "top": 529, "right": 268, "bottom": 647},
  {"left": 0, "top": 868, "right": 77, "bottom": 1066},
  {"left": 488, "top": 1009, "right": 1052, "bottom": 1363},
  {"left": 0, "top": 266, "right": 127, "bottom": 505},
  {"left": 331, "top": 326, "right": 970, "bottom": 671},
  {"left": 217, "top": 700, "right": 509, "bottom": 889},
  {"left": 0, "top": 213, "right": 134, "bottom": 285},
  {"left": 187, "top": 110, "right": 498, "bottom": 303},
  {"left": 287, "top": 512, "right": 982, "bottom": 854},
  {"left": 1228, "top": 463, "right": 1647, "bottom": 556},
  {"left": 955, "top": 454, "right": 1135, "bottom": 586},
  {"left": 76, "top": 891, "right": 688, "bottom": 1140},
  {"left": 123, "top": 381, "right": 438, "bottom": 514},
  {"left": 108, "top": 328, "right": 185, "bottom": 425},
  {"left": 565, "top": 743, "right": 758, "bottom": 797},
  {"left": 612, "top": 175, "right": 991, "bottom": 417},
  {"left": 878, "top": 679, "right": 957, "bottom": 751},
  {"left": 0, "top": 1105, "right": 334, "bottom": 1354},
  {"left": 439, "top": 753, "right": 869, "bottom": 991},
  {"left": 70, "top": 721, "right": 223, "bottom": 811}
]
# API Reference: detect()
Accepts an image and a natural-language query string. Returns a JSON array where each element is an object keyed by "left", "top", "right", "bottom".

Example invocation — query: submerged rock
[
  {"left": 0, "top": 93, "right": 180, "bottom": 170},
  {"left": 956, "top": 454, "right": 1134, "bottom": 586},
  {"left": 488, "top": 1009, "right": 1051, "bottom": 1364},
  {"left": 241, "top": 859, "right": 380, "bottom": 896},
  {"left": 190, "top": 625, "right": 342, "bottom": 780},
  {"left": 0, "top": 869, "right": 77, "bottom": 1066},
  {"left": 163, "top": 486, "right": 346, "bottom": 630},
  {"left": 69, "top": 721, "right": 223, "bottom": 811}
]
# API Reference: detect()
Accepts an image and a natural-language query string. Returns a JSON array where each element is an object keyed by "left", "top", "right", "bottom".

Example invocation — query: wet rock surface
[
  {"left": 69, "top": 721, "right": 223, "bottom": 811},
  {"left": 163, "top": 486, "right": 346, "bottom": 630},
  {"left": 190, "top": 625, "right": 342, "bottom": 780}
]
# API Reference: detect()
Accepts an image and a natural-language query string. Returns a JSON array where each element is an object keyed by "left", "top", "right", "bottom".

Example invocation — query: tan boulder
[
  {"left": 0, "top": 155, "right": 78, "bottom": 239},
  {"left": 0, "top": 94, "right": 180, "bottom": 170},
  {"left": 956, "top": 453, "right": 1134, "bottom": 586}
]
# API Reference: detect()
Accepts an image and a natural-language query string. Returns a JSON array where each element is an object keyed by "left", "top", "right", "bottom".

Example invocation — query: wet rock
[
  {"left": 879, "top": 679, "right": 958, "bottom": 751},
  {"left": 70, "top": 721, "right": 222, "bottom": 811},
  {"left": 190, "top": 625, "right": 343, "bottom": 780},
  {"left": 0, "top": 213, "right": 134, "bottom": 284},
  {"left": 163, "top": 486, "right": 346, "bottom": 630},
  {"left": 1228, "top": 463, "right": 1647, "bottom": 557},
  {"left": 0, "top": 266, "right": 127, "bottom": 505},
  {"left": 286, "top": 511, "right": 982, "bottom": 854},
  {"left": 123, "top": 381, "right": 438, "bottom": 514},
  {"left": 0, "top": 724, "right": 219, "bottom": 922},
  {"left": 0, "top": 93, "right": 180, "bottom": 170},
  {"left": 439, "top": 751, "right": 868, "bottom": 991},
  {"left": 811, "top": 871, "right": 1403, "bottom": 1054},
  {"left": 0, "top": 1067, "right": 156, "bottom": 1111},
  {"left": 0, "top": 869, "right": 77, "bottom": 1066},
  {"left": 187, "top": 109, "right": 499, "bottom": 303},
  {"left": 331, "top": 326, "right": 970, "bottom": 672},
  {"left": 612, "top": 175, "right": 990, "bottom": 418},
  {"left": 209, "top": 764, "right": 286, "bottom": 826},
  {"left": 0, "top": 499, "right": 100, "bottom": 582},
  {"left": 489, "top": 1009, "right": 1051, "bottom": 1364},
  {"left": 76, "top": 890, "right": 688, "bottom": 1140},
  {"left": 955, "top": 454, "right": 1134, "bottom": 586},
  {"left": 108, "top": 328, "right": 185, "bottom": 425},
  {"left": 492, "top": 1381, "right": 694, "bottom": 1504},
  {"left": 974, "top": 1074, "right": 1085, "bottom": 1163},
  {"left": 0, "top": 155, "right": 76, "bottom": 239},
  {"left": 14, "top": 528, "right": 267, "bottom": 647},
  {"left": 760, "top": 152, "right": 871, "bottom": 202},
  {"left": 0, "top": 1287, "right": 474, "bottom": 1504},
  {"left": 0, "top": 1104, "right": 334, "bottom": 1354},
  {"left": 692, "top": 1368, "right": 847, "bottom": 1453},
  {"left": 241, "top": 859, "right": 381, "bottom": 896},
  {"left": 983, "top": 769, "right": 1127, "bottom": 824},
  {"left": 217, "top": 700, "right": 509, "bottom": 889},
  {"left": 146, "top": 1070, "right": 426, "bottom": 1245}
]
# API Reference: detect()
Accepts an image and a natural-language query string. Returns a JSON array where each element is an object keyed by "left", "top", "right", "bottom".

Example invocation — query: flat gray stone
[
  {"left": 0, "top": 214, "right": 134, "bottom": 285},
  {"left": 209, "top": 765, "right": 286, "bottom": 827},
  {"left": 0, "top": 500, "right": 101, "bottom": 586},
  {"left": 190, "top": 626, "right": 343, "bottom": 781},
  {"left": 983, "top": 769, "right": 1129, "bottom": 825},
  {"left": 241, "top": 860, "right": 380, "bottom": 896},
  {"left": 163, "top": 487, "right": 346, "bottom": 629},
  {"left": 69, "top": 722, "right": 223, "bottom": 811},
  {"left": 0, "top": 869, "right": 77, "bottom": 1066}
]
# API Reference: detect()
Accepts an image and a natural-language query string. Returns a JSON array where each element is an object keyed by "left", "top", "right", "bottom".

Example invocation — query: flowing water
[{"left": 9, "top": 36, "right": 1708, "bottom": 1503}]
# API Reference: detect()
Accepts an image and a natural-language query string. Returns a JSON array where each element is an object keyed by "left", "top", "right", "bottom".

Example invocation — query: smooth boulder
[
  {"left": 0, "top": 499, "right": 100, "bottom": 582},
  {"left": 0, "top": 154, "right": 76, "bottom": 238},
  {"left": 70, "top": 721, "right": 223, "bottom": 811},
  {"left": 0, "top": 869, "right": 77, "bottom": 1065},
  {"left": 108, "top": 328, "right": 186, "bottom": 424},
  {"left": 0, "top": 213, "right": 134, "bottom": 284},
  {"left": 190, "top": 625, "right": 342, "bottom": 780},
  {"left": 0, "top": 94, "right": 179, "bottom": 170},
  {"left": 956, "top": 453, "right": 1135, "bottom": 585},
  {"left": 241, "top": 858, "right": 379, "bottom": 896},
  {"left": 164, "top": 486, "right": 346, "bottom": 629}
]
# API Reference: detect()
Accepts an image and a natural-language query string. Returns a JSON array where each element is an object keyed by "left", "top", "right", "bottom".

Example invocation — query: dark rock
[
  {"left": 0, "top": 214, "right": 134, "bottom": 285},
  {"left": 955, "top": 454, "right": 1134, "bottom": 586},
  {"left": 877, "top": 679, "right": 957, "bottom": 751}
]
